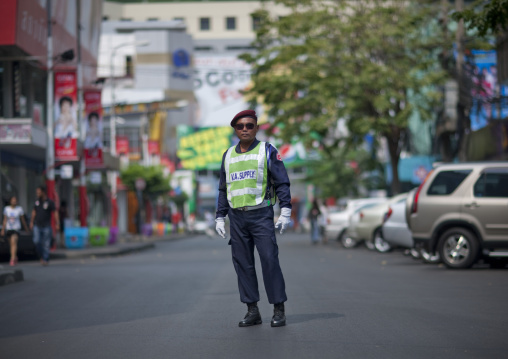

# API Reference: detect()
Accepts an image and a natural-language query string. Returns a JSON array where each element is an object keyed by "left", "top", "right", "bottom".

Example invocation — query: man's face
[
  {"left": 234, "top": 117, "right": 258, "bottom": 142},
  {"left": 36, "top": 188, "right": 42, "bottom": 198}
]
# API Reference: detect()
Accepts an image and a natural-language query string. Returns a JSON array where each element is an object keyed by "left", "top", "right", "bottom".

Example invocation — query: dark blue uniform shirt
[{"left": 216, "top": 139, "right": 292, "bottom": 218}]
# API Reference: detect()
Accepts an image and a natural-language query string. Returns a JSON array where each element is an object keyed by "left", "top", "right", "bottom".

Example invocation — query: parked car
[
  {"left": 406, "top": 162, "right": 508, "bottom": 269},
  {"left": 341, "top": 202, "right": 386, "bottom": 248},
  {"left": 382, "top": 199, "right": 440, "bottom": 263},
  {"left": 325, "top": 197, "right": 388, "bottom": 247},
  {"left": 346, "top": 193, "right": 408, "bottom": 252}
]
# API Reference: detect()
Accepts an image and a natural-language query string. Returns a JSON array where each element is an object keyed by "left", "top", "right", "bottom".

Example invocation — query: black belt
[{"left": 234, "top": 199, "right": 271, "bottom": 211}]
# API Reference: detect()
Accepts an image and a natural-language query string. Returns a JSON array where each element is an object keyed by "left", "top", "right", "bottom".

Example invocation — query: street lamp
[{"left": 108, "top": 40, "right": 149, "bottom": 229}]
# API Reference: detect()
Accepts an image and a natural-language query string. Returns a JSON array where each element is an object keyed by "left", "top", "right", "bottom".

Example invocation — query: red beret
[{"left": 231, "top": 110, "right": 257, "bottom": 127}]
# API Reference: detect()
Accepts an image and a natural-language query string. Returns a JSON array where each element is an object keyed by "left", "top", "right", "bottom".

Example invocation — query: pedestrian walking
[
  {"left": 30, "top": 186, "right": 59, "bottom": 266},
  {"left": 1, "top": 196, "right": 29, "bottom": 266},
  {"left": 215, "top": 110, "right": 292, "bottom": 328},
  {"left": 308, "top": 199, "right": 321, "bottom": 244}
]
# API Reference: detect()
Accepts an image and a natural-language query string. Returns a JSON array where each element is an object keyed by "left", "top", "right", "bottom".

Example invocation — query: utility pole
[
  {"left": 46, "top": 0, "right": 56, "bottom": 201},
  {"left": 77, "top": 0, "right": 88, "bottom": 227}
]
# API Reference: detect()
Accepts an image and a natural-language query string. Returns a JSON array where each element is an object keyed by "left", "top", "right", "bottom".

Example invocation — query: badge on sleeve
[{"left": 276, "top": 153, "right": 282, "bottom": 161}]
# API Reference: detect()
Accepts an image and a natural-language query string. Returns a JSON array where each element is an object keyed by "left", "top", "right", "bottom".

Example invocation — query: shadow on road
[{"left": 289, "top": 312, "right": 344, "bottom": 324}]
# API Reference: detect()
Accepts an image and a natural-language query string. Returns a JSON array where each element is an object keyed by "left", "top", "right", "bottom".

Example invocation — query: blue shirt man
[{"left": 215, "top": 110, "right": 291, "bottom": 328}]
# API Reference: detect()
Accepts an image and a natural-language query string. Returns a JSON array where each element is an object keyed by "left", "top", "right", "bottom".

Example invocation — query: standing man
[
  {"left": 216, "top": 110, "right": 292, "bottom": 327},
  {"left": 30, "top": 186, "right": 59, "bottom": 266}
]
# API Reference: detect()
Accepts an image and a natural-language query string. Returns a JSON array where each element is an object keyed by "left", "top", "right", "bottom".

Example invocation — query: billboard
[
  {"left": 84, "top": 90, "right": 103, "bottom": 168},
  {"left": 54, "top": 71, "right": 78, "bottom": 161},
  {"left": 467, "top": 50, "right": 508, "bottom": 131},
  {"left": 177, "top": 126, "right": 234, "bottom": 170},
  {"left": 194, "top": 56, "right": 256, "bottom": 127}
]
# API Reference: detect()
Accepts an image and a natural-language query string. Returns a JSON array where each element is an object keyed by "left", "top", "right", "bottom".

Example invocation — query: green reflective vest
[{"left": 224, "top": 142, "right": 268, "bottom": 208}]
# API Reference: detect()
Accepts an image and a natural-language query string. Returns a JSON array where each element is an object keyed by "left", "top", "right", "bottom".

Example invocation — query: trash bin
[
  {"left": 165, "top": 222, "right": 173, "bottom": 235},
  {"left": 108, "top": 226, "right": 118, "bottom": 245},
  {"left": 65, "top": 227, "right": 89, "bottom": 249},
  {"left": 89, "top": 227, "right": 109, "bottom": 247},
  {"left": 142, "top": 223, "right": 152, "bottom": 236},
  {"left": 156, "top": 222, "right": 165, "bottom": 236}
]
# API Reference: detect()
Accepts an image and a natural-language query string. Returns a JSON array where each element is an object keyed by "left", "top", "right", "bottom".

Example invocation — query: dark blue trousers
[{"left": 228, "top": 206, "right": 287, "bottom": 304}]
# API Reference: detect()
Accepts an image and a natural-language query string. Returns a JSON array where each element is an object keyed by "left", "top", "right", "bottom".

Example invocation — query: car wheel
[
  {"left": 374, "top": 229, "right": 391, "bottom": 253},
  {"left": 341, "top": 234, "right": 357, "bottom": 248},
  {"left": 438, "top": 228, "right": 479, "bottom": 269},
  {"left": 419, "top": 248, "right": 440, "bottom": 264}
]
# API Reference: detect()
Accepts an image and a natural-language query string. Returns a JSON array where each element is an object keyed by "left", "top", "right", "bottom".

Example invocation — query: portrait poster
[
  {"left": 54, "top": 71, "right": 78, "bottom": 161},
  {"left": 84, "top": 90, "right": 104, "bottom": 168}
]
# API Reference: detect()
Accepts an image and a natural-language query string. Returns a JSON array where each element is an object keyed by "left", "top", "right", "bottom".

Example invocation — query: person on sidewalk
[
  {"left": 215, "top": 110, "right": 292, "bottom": 328},
  {"left": 1, "top": 196, "right": 29, "bottom": 266},
  {"left": 30, "top": 186, "right": 59, "bottom": 266},
  {"left": 308, "top": 199, "right": 322, "bottom": 244}
]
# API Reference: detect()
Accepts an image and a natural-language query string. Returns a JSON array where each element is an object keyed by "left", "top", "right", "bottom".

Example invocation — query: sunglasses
[{"left": 235, "top": 123, "right": 256, "bottom": 130}]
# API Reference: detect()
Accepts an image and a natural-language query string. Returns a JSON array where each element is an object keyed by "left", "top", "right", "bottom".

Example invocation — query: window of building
[
  {"left": 147, "top": 17, "right": 159, "bottom": 21},
  {"left": 103, "top": 127, "right": 142, "bottom": 155},
  {"left": 125, "top": 55, "right": 133, "bottom": 77},
  {"left": 173, "top": 17, "right": 185, "bottom": 22},
  {"left": 226, "top": 45, "right": 255, "bottom": 51},
  {"left": 474, "top": 169, "right": 508, "bottom": 197},
  {"left": 226, "top": 17, "right": 236, "bottom": 30},
  {"left": 427, "top": 170, "right": 472, "bottom": 195},
  {"left": 200, "top": 17, "right": 211, "bottom": 31},
  {"left": 194, "top": 46, "right": 214, "bottom": 52},
  {"left": 252, "top": 16, "right": 261, "bottom": 31}
]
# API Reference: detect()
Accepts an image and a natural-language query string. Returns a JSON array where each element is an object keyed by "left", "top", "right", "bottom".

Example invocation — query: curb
[
  {"left": 0, "top": 268, "right": 24, "bottom": 287},
  {"left": 50, "top": 242, "right": 156, "bottom": 260}
]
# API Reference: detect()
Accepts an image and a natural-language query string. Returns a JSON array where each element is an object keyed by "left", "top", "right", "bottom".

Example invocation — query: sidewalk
[
  {"left": 50, "top": 232, "right": 190, "bottom": 260},
  {"left": 0, "top": 232, "right": 190, "bottom": 288}
]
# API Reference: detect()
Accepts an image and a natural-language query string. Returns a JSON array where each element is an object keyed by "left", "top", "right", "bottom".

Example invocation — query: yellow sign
[{"left": 178, "top": 127, "right": 233, "bottom": 170}]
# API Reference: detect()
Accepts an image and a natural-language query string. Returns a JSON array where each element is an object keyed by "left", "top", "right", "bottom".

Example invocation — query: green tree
[
  {"left": 241, "top": 0, "right": 447, "bottom": 194},
  {"left": 120, "top": 164, "right": 171, "bottom": 195},
  {"left": 452, "top": 0, "right": 508, "bottom": 36}
]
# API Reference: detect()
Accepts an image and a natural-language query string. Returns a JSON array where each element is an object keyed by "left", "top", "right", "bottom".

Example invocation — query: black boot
[
  {"left": 239, "top": 303, "right": 262, "bottom": 327},
  {"left": 271, "top": 302, "right": 286, "bottom": 327}
]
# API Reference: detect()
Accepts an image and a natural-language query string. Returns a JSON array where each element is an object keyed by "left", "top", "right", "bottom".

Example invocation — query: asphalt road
[{"left": 1, "top": 233, "right": 507, "bottom": 359}]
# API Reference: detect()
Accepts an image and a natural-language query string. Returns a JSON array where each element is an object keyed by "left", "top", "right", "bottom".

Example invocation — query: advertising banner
[
  {"left": 84, "top": 90, "right": 103, "bottom": 168},
  {"left": 148, "top": 140, "right": 160, "bottom": 155},
  {"left": 467, "top": 50, "right": 508, "bottom": 131},
  {"left": 54, "top": 71, "right": 78, "bottom": 161},
  {"left": 194, "top": 56, "right": 256, "bottom": 127},
  {"left": 116, "top": 136, "right": 130, "bottom": 169},
  {"left": 116, "top": 136, "right": 129, "bottom": 155},
  {"left": 177, "top": 126, "right": 234, "bottom": 170}
]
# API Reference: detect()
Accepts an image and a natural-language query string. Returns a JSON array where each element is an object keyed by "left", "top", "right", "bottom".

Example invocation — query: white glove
[
  {"left": 215, "top": 217, "right": 226, "bottom": 238},
  {"left": 275, "top": 207, "right": 291, "bottom": 234}
]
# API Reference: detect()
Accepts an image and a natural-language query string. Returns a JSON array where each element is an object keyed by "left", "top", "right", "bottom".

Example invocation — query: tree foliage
[
  {"left": 120, "top": 164, "right": 171, "bottom": 195},
  {"left": 241, "top": 0, "right": 448, "bottom": 194},
  {"left": 452, "top": 0, "right": 508, "bottom": 37}
]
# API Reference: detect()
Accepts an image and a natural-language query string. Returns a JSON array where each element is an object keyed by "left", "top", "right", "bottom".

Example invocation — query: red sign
[
  {"left": 55, "top": 138, "right": 79, "bottom": 160},
  {"left": 148, "top": 140, "right": 160, "bottom": 155},
  {"left": 116, "top": 136, "right": 130, "bottom": 155},
  {"left": 84, "top": 148, "right": 103, "bottom": 168},
  {"left": 84, "top": 90, "right": 103, "bottom": 168},
  {"left": 54, "top": 71, "right": 78, "bottom": 161}
]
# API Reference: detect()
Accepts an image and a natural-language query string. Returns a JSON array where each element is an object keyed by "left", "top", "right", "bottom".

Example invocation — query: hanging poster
[
  {"left": 54, "top": 71, "right": 79, "bottom": 161},
  {"left": 84, "top": 90, "right": 104, "bottom": 168}
]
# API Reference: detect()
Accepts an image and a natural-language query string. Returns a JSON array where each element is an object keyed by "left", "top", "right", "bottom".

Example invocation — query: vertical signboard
[
  {"left": 116, "top": 136, "right": 130, "bottom": 168},
  {"left": 54, "top": 71, "right": 79, "bottom": 161},
  {"left": 84, "top": 90, "right": 103, "bottom": 168}
]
